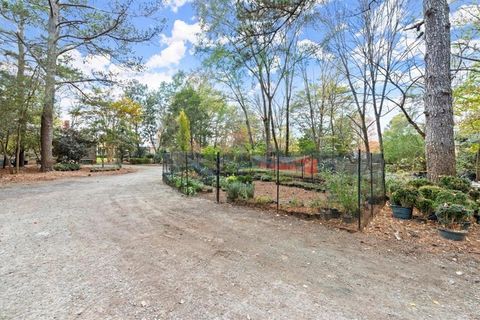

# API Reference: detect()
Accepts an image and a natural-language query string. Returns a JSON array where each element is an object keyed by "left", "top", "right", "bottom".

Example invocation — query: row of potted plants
[{"left": 388, "top": 176, "right": 478, "bottom": 241}]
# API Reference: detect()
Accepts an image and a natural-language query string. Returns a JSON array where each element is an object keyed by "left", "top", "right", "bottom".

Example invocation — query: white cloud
[
  {"left": 146, "top": 19, "right": 200, "bottom": 69},
  {"left": 164, "top": 0, "right": 191, "bottom": 13}
]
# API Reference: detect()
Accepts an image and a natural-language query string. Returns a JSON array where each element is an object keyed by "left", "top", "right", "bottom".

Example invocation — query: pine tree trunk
[
  {"left": 424, "top": 0, "right": 456, "bottom": 181},
  {"left": 40, "top": 1, "right": 59, "bottom": 172}
]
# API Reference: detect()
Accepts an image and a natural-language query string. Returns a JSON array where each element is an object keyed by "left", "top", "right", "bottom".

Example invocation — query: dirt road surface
[{"left": 1, "top": 166, "right": 478, "bottom": 319}]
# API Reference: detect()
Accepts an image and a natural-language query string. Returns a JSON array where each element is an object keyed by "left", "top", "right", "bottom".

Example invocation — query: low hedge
[
  {"left": 54, "top": 162, "right": 81, "bottom": 171},
  {"left": 129, "top": 158, "right": 152, "bottom": 165}
]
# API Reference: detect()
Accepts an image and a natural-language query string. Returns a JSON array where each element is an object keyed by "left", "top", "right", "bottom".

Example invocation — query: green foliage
[
  {"left": 418, "top": 185, "right": 444, "bottom": 201},
  {"left": 390, "top": 188, "right": 419, "bottom": 208},
  {"left": 438, "top": 176, "right": 471, "bottom": 193},
  {"left": 324, "top": 171, "right": 358, "bottom": 215},
  {"left": 53, "top": 127, "right": 94, "bottom": 163},
  {"left": 176, "top": 110, "right": 191, "bottom": 152},
  {"left": 383, "top": 114, "right": 425, "bottom": 171},
  {"left": 201, "top": 145, "right": 220, "bottom": 161},
  {"left": 260, "top": 174, "right": 273, "bottom": 182},
  {"left": 129, "top": 157, "right": 152, "bottom": 164},
  {"left": 436, "top": 204, "right": 472, "bottom": 227},
  {"left": 434, "top": 190, "right": 468, "bottom": 207},
  {"left": 385, "top": 176, "right": 406, "bottom": 195},
  {"left": 406, "top": 178, "right": 433, "bottom": 189},
  {"left": 469, "top": 188, "right": 480, "bottom": 201},
  {"left": 53, "top": 162, "right": 81, "bottom": 171},
  {"left": 415, "top": 198, "right": 434, "bottom": 216},
  {"left": 297, "top": 136, "right": 317, "bottom": 155},
  {"left": 237, "top": 175, "right": 253, "bottom": 184},
  {"left": 225, "top": 181, "right": 254, "bottom": 202}
]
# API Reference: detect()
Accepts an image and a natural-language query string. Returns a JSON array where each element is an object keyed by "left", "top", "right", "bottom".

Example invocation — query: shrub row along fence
[{"left": 162, "top": 151, "right": 385, "bottom": 230}]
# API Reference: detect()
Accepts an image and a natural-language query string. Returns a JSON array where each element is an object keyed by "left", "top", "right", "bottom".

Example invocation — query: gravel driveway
[{"left": 0, "top": 166, "right": 478, "bottom": 319}]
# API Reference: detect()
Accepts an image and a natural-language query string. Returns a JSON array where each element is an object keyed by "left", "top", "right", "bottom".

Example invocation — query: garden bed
[
  {"left": 365, "top": 206, "right": 480, "bottom": 256},
  {"left": 0, "top": 164, "right": 136, "bottom": 185},
  {"left": 199, "top": 180, "right": 360, "bottom": 231}
]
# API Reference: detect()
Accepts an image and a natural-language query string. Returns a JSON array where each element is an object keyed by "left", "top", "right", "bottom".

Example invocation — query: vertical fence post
[
  {"left": 185, "top": 152, "right": 188, "bottom": 195},
  {"left": 357, "top": 149, "right": 362, "bottom": 231},
  {"left": 276, "top": 151, "right": 280, "bottom": 212},
  {"left": 216, "top": 151, "right": 220, "bottom": 203},
  {"left": 370, "top": 152, "right": 374, "bottom": 218},
  {"left": 310, "top": 155, "right": 314, "bottom": 181},
  {"left": 301, "top": 156, "right": 305, "bottom": 180}
]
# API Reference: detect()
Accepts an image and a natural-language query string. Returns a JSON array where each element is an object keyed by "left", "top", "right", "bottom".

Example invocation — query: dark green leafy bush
[
  {"left": 407, "top": 178, "right": 433, "bottom": 189},
  {"left": 438, "top": 176, "right": 471, "bottom": 193},
  {"left": 434, "top": 190, "right": 468, "bottom": 207},
  {"left": 386, "top": 177, "right": 405, "bottom": 195},
  {"left": 415, "top": 198, "right": 434, "bottom": 216},
  {"left": 436, "top": 203, "right": 472, "bottom": 227},
  {"left": 469, "top": 188, "right": 480, "bottom": 201},
  {"left": 390, "top": 187, "right": 419, "bottom": 208},
  {"left": 260, "top": 174, "right": 273, "bottom": 182},
  {"left": 418, "top": 185, "right": 444, "bottom": 200},
  {"left": 237, "top": 175, "right": 253, "bottom": 184},
  {"left": 54, "top": 162, "right": 81, "bottom": 171},
  {"left": 129, "top": 158, "right": 152, "bottom": 165}
]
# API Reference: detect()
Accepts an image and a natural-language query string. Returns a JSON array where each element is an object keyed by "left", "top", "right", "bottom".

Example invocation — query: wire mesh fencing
[{"left": 162, "top": 150, "right": 385, "bottom": 231}]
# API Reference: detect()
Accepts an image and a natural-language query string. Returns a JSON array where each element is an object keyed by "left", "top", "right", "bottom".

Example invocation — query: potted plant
[
  {"left": 436, "top": 204, "right": 472, "bottom": 241},
  {"left": 390, "top": 187, "right": 419, "bottom": 219}
]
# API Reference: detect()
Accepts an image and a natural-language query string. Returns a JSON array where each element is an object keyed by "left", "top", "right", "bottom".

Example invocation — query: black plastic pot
[
  {"left": 462, "top": 221, "right": 471, "bottom": 230},
  {"left": 390, "top": 205, "right": 413, "bottom": 220},
  {"left": 342, "top": 215, "right": 354, "bottom": 224},
  {"left": 324, "top": 211, "right": 333, "bottom": 220},
  {"left": 438, "top": 228, "right": 468, "bottom": 241},
  {"left": 330, "top": 208, "right": 341, "bottom": 219}
]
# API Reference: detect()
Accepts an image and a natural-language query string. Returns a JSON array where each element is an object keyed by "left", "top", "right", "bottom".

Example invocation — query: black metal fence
[{"left": 162, "top": 150, "right": 385, "bottom": 230}]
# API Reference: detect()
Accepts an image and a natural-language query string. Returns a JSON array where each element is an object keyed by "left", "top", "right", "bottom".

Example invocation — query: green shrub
[
  {"left": 129, "top": 158, "right": 152, "bottom": 165},
  {"left": 434, "top": 190, "right": 468, "bottom": 207},
  {"left": 54, "top": 162, "right": 81, "bottom": 171},
  {"left": 324, "top": 172, "right": 358, "bottom": 215},
  {"left": 237, "top": 175, "right": 253, "bottom": 184},
  {"left": 469, "top": 188, "right": 480, "bottom": 201},
  {"left": 226, "top": 182, "right": 254, "bottom": 202},
  {"left": 225, "top": 175, "right": 238, "bottom": 185},
  {"left": 390, "top": 187, "right": 419, "bottom": 208},
  {"left": 254, "top": 195, "right": 274, "bottom": 205},
  {"left": 146, "top": 153, "right": 155, "bottom": 159},
  {"left": 407, "top": 178, "right": 433, "bottom": 189},
  {"left": 416, "top": 198, "right": 434, "bottom": 216},
  {"left": 436, "top": 203, "right": 472, "bottom": 227},
  {"left": 386, "top": 177, "right": 405, "bottom": 195},
  {"left": 438, "top": 176, "right": 471, "bottom": 193},
  {"left": 260, "top": 174, "right": 273, "bottom": 182},
  {"left": 418, "top": 185, "right": 444, "bottom": 200}
]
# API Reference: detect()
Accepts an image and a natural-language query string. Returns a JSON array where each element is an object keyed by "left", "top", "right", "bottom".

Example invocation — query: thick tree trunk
[
  {"left": 423, "top": 0, "right": 456, "bottom": 181},
  {"left": 15, "top": 18, "right": 26, "bottom": 174},
  {"left": 40, "top": 1, "right": 59, "bottom": 172}
]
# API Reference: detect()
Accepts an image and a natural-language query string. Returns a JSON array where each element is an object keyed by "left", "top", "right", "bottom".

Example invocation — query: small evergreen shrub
[
  {"left": 434, "top": 190, "right": 468, "bottom": 207},
  {"left": 129, "top": 158, "right": 152, "bottom": 165},
  {"left": 407, "top": 178, "right": 433, "bottom": 189},
  {"left": 418, "top": 185, "right": 444, "bottom": 201},
  {"left": 436, "top": 203, "right": 472, "bottom": 227},
  {"left": 416, "top": 198, "right": 434, "bottom": 216},
  {"left": 390, "top": 187, "right": 419, "bottom": 208},
  {"left": 438, "top": 176, "right": 471, "bottom": 193},
  {"left": 54, "top": 162, "right": 81, "bottom": 171}
]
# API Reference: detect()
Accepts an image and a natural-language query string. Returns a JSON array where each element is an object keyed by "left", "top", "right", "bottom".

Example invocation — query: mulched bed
[
  {"left": 365, "top": 205, "right": 480, "bottom": 257},
  {"left": 198, "top": 180, "right": 480, "bottom": 257},
  {"left": 199, "top": 180, "right": 359, "bottom": 231},
  {"left": 0, "top": 164, "right": 136, "bottom": 185}
]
